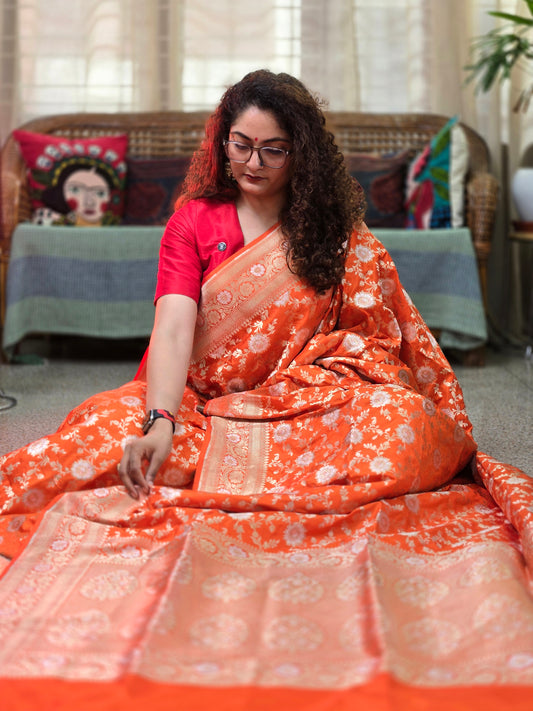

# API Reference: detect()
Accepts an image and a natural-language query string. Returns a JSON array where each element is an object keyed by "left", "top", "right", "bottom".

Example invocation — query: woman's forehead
[{"left": 230, "top": 106, "right": 289, "bottom": 141}]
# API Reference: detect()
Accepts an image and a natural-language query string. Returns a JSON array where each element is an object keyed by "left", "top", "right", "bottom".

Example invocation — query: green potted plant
[
  {"left": 466, "top": 0, "right": 533, "bottom": 111},
  {"left": 466, "top": 0, "right": 533, "bottom": 224}
]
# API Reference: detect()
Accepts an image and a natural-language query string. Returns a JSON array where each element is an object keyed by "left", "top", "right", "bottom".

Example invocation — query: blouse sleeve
[{"left": 154, "top": 202, "right": 203, "bottom": 303}]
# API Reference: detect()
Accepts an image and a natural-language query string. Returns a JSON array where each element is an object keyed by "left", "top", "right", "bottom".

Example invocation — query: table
[{"left": 2, "top": 224, "right": 488, "bottom": 357}]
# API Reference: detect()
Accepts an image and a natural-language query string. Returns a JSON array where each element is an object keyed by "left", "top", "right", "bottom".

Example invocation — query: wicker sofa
[{"left": 0, "top": 111, "right": 498, "bottom": 362}]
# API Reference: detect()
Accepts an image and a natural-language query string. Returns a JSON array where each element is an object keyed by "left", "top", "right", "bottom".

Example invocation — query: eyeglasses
[{"left": 223, "top": 140, "right": 292, "bottom": 169}]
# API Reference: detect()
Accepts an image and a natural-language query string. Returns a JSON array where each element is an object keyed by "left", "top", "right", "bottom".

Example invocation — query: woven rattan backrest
[
  {"left": 326, "top": 112, "right": 489, "bottom": 174},
  {"left": 1, "top": 110, "right": 491, "bottom": 248},
  {"left": 2, "top": 111, "right": 211, "bottom": 228}
]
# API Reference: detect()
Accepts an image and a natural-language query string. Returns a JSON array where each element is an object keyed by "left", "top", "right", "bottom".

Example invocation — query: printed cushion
[
  {"left": 13, "top": 130, "right": 128, "bottom": 226},
  {"left": 346, "top": 150, "right": 411, "bottom": 228},
  {"left": 405, "top": 116, "right": 469, "bottom": 229},
  {"left": 122, "top": 156, "right": 191, "bottom": 225}
]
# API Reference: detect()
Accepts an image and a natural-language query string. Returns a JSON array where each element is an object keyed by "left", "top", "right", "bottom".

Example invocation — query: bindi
[{"left": 254, "top": 137, "right": 258, "bottom": 142}]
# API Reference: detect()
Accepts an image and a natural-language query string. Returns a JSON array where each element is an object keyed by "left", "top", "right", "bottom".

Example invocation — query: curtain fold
[
  {"left": 300, "top": 0, "right": 358, "bottom": 110},
  {"left": 0, "top": 0, "right": 17, "bottom": 144},
  {"left": 0, "top": 0, "right": 183, "bottom": 138}
]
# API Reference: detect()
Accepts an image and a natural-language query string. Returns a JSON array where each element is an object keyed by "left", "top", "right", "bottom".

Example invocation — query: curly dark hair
[{"left": 177, "top": 69, "right": 366, "bottom": 292}]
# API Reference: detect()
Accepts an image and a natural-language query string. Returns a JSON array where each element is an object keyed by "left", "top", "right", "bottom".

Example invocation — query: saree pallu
[{"left": 1, "top": 223, "right": 532, "bottom": 710}]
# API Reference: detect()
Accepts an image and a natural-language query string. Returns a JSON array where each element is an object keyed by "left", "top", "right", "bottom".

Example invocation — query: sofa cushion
[
  {"left": 346, "top": 150, "right": 411, "bottom": 228},
  {"left": 13, "top": 130, "right": 128, "bottom": 226},
  {"left": 122, "top": 156, "right": 191, "bottom": 225},
  {"left": 405, "top": 116, "right": 469, "bottom": 229}
]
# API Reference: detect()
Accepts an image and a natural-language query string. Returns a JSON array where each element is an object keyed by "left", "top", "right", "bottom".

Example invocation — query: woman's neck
[{"left": 235, "top": 194, "right": 283, "bottom": 245}]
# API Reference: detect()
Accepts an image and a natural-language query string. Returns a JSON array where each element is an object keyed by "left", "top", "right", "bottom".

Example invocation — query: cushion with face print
[{"left": 13, "top": 130, "right": 128, "bottom": 226}]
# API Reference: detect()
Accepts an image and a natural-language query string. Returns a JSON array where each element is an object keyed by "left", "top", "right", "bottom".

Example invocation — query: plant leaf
[
  {"left": 489, "top": 11, "right": 533, "bottom": 26},
  {"left": 465, "top": 29, "right": 533, "bottom": 91}
]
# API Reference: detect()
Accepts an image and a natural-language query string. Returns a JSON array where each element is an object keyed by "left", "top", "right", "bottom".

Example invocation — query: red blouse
[{"left": 155, "top": 198, "right": 245, "bottom": 303}]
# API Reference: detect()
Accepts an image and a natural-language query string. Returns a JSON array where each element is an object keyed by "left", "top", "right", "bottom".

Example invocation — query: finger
[
  {"left": 145, "top": 453, "right": 165, "bottom": 489},
  {"left": 117, "top": 461, "right": 141, "bottom": 499},
  {"left": 127, "top": 458, "right": 151, "bottom": 495},
  {"left": 118, "top": 446, "right": 149, "bottom": 498}
]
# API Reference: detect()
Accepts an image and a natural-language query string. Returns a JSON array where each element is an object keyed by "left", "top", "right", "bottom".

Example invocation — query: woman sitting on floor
[{"left": 1, "top": 70, "right": 531, "bottom": 711}]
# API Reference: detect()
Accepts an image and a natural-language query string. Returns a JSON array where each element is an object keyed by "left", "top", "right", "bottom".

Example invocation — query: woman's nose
[{"left": 246, "top": 148, "right": 263, "bottom": 169}]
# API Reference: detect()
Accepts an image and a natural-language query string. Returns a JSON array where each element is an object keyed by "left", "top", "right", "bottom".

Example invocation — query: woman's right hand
[
  {"left": 119, "top": 293, "right": 197, "bottom": 499},
  {"left": 118, "top": 419, "right": 174, "bottom": 498}
]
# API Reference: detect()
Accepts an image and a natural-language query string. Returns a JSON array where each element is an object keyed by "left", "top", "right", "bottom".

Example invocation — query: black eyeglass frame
[{"left": 223, "top": 140, "right": 292, "bottom": 169}]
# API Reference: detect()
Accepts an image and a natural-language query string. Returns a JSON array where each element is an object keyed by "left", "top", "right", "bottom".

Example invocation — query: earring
[{"left": 225, "top": 161, "right": 235, "bottom": 181}]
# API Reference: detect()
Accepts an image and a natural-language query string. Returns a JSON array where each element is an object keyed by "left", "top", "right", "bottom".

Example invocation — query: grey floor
[{"left": 1, "top": 338, "right": 532, "bottom": 476}]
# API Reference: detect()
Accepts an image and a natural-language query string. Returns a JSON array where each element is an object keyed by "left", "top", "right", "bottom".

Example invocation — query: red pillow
[
  {"left": 122, "top": 156, "right": 191, "bottom": 225},
  {"left": 346, "top": 150, "right": 411, "bottom": 228},
  {"left": 14, "top": 130, "right": 128, "bottom": 226}
]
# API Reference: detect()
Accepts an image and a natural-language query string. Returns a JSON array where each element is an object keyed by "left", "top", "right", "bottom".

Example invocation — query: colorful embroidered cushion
[
  {"left": 346, "top": 150, "right": 411, "bottom": 228},
  {"left": 122, "top": 156, "right": 191, "bottom": 225},
  {"left": 405, "top": 116, "right": 469, "bottom": 229},
  {"left": 13, "top": 130, "right": 128, "bottom": 226}
]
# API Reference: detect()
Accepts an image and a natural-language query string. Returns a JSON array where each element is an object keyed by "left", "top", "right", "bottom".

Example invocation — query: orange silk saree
[{"left": 1, "top": 223, "right": 532, "bottom": 710}]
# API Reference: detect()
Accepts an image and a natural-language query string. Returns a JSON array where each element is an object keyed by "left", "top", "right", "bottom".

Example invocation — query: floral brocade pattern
[
  {"left": 192, "top": 223, "right": 475, "bottom": 494},
  {"left": 1, "top": 222, "right": 533, "bottom": 702},
  {"left": 0, "top": 222, "right": 475, "bottom": 557},
  {"left": 1, "top": 473, "right": 533, "bottom": 689}
]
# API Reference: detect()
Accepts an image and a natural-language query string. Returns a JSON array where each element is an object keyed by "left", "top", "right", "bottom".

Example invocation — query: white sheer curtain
[
  {"left": 0, "top": 0, "right": 530, "bottom": 327},
  {"left": 1, "top": 0, "right": 526, "bottom": 162},
  {"left": 0, "top": 0, "right": 175, "bottom": 140},
  {"left": 0, "top": 0, "right": 302, "bottom": 143},
  {"left": 299, "top": 1, "right": 521, "bottom": 170},
  {"left": 181, "top": 1, "right": 301, "bottom": 110}
]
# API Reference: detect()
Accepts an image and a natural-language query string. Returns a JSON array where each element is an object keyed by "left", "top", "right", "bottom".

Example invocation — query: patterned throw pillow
[
  {"left": 405, "top": 116, "right": 469, "bottom": 229},
  {"left": 346, "top": 150, "right": 411, "bottom": 228},
  {"left": 122, "top": 156, "right": 191, "bottom": 225},
  {"left": 13, "top": 130, "right": 128, "bottom": 226}
]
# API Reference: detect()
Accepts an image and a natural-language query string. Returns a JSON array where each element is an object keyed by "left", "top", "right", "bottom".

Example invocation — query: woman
[
  {"left": 2, "top": 71, "right": 532, "bottom": 710},
  {"left": 1, "top": 68, "right": 476, "bottom": 538},
  {"left": 115, "top": 68, "right": 475, "bottom": 501},
  {"left": 118, "top": 69, "right": 369, "bottom": 498}
]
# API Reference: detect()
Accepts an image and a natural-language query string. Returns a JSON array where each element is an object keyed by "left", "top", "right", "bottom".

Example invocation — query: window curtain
[
  {"left": 1, "top": 0, "right": 526, "bottom": 165},
  {"left": 0, "top": 0, "right": 530, "bottom": 333},
  {"left": 0, "top": 0, "right": 17, "bottom": 144},
  {"left": 0, "top": 0, "right": 177, "bottom": 138},
  {"left": 300, "top": 0, "right": 521, "bottom": 174},
  {"left": 181, "top": 1, "right": 301, "bottom": 110},
  {"left": 0, "top": 0, "right": 302, "bottom": 144}
]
